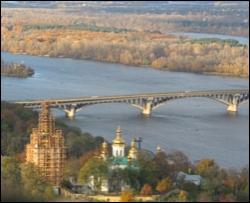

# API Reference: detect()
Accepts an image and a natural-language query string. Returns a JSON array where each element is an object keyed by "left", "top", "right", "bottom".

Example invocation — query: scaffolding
[{"left": 26, "top": 102, "right": 66, "bottom": 186}]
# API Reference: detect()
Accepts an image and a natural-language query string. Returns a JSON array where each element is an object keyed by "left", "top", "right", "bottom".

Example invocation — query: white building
[{"left": 177, "top": 171, "right": 202, "bottom": 186}]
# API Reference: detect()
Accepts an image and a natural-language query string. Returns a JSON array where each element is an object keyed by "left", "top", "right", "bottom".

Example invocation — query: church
[{"left": 88, "top": 126, "right": 139, "bottom": 193}]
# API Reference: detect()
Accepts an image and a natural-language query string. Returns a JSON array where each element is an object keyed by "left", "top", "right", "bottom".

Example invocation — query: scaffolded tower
[{"left": 26, "top": 102, "right": 66, "bottom": 186}]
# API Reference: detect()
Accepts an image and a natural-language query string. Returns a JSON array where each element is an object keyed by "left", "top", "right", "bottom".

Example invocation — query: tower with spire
[{"left": 112, "top": 126, "right": 125, "bottom": 157}]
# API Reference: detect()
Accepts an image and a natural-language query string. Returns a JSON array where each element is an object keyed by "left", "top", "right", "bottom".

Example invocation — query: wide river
[{"left": 1, "top": 50, "right": 249, "bottom": 169}]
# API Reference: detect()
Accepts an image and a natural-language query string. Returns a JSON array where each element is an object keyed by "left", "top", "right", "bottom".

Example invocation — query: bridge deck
[{"left": 11, "top": 89, "right": 249, "bottom": 105}]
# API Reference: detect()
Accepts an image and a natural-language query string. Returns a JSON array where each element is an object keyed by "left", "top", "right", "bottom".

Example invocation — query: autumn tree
[
  {"left": 178, "top": 190, "right": 189, "bottom": 202},
  {"left": 120, "top": 188, "right": 135, "bottom": 202},
  {"left": 196, "top": 159, "right": 219, "bottom": 177},
  {"left": 140, "top": 183, "right": 153, "bottom": 196},
  {"left": 151, "top": 57, "right": 168, "bottom": 68},
  {"left": 156, "top": 177, "right": 172, "bottom": 194}
]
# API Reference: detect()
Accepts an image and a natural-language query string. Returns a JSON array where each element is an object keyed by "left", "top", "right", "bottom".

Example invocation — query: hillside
[{"left": 1, "top": 102, "right": 103, "bottom": 157}]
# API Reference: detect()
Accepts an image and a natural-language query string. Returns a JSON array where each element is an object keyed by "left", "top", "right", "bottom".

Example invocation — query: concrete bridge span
[{"left": 12, "top": 89, "right": 249, "bottom": 119}]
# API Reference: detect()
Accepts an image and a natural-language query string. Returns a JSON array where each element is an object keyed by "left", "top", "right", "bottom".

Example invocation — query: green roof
[
  {"left": 109, "top": 157, "right": 140, "bottom": 170},
  {"left": 110, "top": 157, "right": 129, "bottom": 165}
]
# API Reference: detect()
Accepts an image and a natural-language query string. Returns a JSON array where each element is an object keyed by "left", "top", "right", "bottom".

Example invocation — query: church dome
[{"left": 112, "top": 126, "right": 125, "bottom": 145}]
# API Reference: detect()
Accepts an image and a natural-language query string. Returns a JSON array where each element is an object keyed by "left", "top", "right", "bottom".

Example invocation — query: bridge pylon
[
  {"left": 141, "top": 97, "right": 153, "bottom": 116},
  {"left": 226, "top": 95, "right": 240, "bottom": 112},
  {"left": 64, "top": 106, "right": 76, "bottom": 119},
  {"left": 227, "top": 104, "right": 238, "bottom": 112}
]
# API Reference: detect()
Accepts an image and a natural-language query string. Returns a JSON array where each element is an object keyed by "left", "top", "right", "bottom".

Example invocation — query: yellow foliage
[
  {"left": 196, "top": 159, "right": 215, "bottom": 176},
  {"left": 120, "top": 189, "right": 134, "bottom": 202},
  {"left": 178, "top": 190, "right": 188, "bottom": 202},
  {"left": 156, "top": 177, "right": 172, "bottom": 194}
]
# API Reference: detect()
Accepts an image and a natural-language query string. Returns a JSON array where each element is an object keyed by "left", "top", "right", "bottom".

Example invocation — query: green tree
[
  {"left": 78, "top": 157, "right": 108, "bottom": 191},
  {"left": 1, "top": 156, "right": 21, "bottom": 184},
  {"left": 21, "top": 163, "right": 54, "bottom": 201},
  {"left": 1, "top": 156, "right": 23, "bottom": 202}
]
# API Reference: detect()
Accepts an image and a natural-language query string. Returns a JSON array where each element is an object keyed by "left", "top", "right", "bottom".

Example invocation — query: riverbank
[{"left": 3, "top": 51, "right": 249, "bottom": 79}]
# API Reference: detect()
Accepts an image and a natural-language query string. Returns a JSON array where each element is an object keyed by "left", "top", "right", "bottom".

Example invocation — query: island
[{"left": 1, "top": 59, "right": 34, "bottom": 78}]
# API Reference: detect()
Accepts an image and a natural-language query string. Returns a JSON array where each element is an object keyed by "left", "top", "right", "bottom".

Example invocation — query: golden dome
[
  {"left": 128, "top": 138, "right": 138, "bottom": 160},
  {"left": 112, "top": 126, "right": 125, "bottom": 145},
  {"left": 100, "top": 141, "right": 109, "bottom": 159},
  {"left": 156, "top": 145, "right": 161, "bottom": 154},
  {"left": 102, "top": 141, "right": 108, "bottom": 148},
  {"left": 131, "top": 138, "right": 136, "bottom": 148}
]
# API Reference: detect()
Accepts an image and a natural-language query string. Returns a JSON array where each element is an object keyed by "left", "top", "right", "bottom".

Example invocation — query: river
[
  {"left": 1, "top": 47, "right": 249, "bottom": 169},
  {"left": 170, "top": 32, "right": 249, "bottom": 45}
]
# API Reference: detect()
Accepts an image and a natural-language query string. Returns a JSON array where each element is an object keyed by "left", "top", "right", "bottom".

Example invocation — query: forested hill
[{"left": 1, "top": 102, "right": 103, "bottom": 157}]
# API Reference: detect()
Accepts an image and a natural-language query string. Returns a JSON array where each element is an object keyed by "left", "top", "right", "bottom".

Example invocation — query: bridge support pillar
[
  {"left": 227, "top": 96, "right": 239, "bottom": 112},
  {"left": 141, "top": 98, "right": 153, "bottom": 116},
  {"left": 65, "top": 107, "right": 76, "bottom": 119},
  {"left": 227, "top": 104, "right": 238, "bottom": 112}
]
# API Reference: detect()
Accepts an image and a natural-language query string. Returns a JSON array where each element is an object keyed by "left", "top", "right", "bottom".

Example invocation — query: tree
[
  {"left": 236, "top": 167, "right": 249, "bottom": 202},
  {"left": 196, "top": 159, "right": 219, "bottom": 177},
  {"left": 1, "top": 156, "right": 21, "bottom": 185},
  {"left": 21, "top": 163, "right": 54, "bottom": 201},
  {"left": 120, "top": 188, "right": 134, "bottom": 202},
  {"left": 180, "top": 182, "right": 199, "bottom": 200},
  {"left": 197, "top": 192, "right": 213, "bottom": 202},
  {"left": 218, "top": 193, "right": 236, "bottom": 202},
  {"left": 178, "top": 190, "right": 188, "bottom": 202},
  {"left": 78, "top": 157, "right": 108, "bottom": 191},
  {"left": 140, "top": 183, "right": 152, "bottom": 196},
  {"left": 156, "top": 177, "right": 172, "bottom": 194},
  {"left": 166, "top": 150, "right": 190, "bottom": 173},
  {"left": 1, "top": 156, "right": 23, "bottom": 202},
  {"left": 120, "top": 50, "right": 133, "bottom": 64},
  {"left": 151, "top": 57, "right": 168, "bottom": 68}
]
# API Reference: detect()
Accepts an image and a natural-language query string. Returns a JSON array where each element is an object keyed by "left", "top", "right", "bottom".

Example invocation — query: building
[
  {"left": 177, "top": 171, "right": 202, "bottom": 186},
  {"left": 88, "top": 126, "right": 139, "bottom": 193},
  {"left": 25, "top": 102, "right": 66, "bottom": 189}
]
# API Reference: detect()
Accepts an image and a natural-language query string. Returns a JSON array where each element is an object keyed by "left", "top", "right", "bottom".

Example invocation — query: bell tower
[{"left": 112, "top": 126, "right": 125, "bottom": 157}]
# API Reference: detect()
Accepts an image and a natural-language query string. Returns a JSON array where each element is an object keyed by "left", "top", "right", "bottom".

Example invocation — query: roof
[
  {"left": 109, "top": 157, "right": 140, "bottom": 170},
  {"left": 177, "top": 172, "right": 202, "bottom": 182},
  {"left": 111, "top": 157, "right": 128, "bottom": 165}
]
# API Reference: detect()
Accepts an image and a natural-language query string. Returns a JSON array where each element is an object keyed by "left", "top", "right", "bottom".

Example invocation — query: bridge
[{"left": 12, "top": 89, "right": 249, "bottom": 119}]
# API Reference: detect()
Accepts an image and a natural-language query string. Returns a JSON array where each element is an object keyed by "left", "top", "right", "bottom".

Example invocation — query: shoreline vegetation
[
  {"left": 1, "top": 8, "right": 249, "bottom": 79},
  {"left": 1, "top": 59, "right": 34, "bottom": 78},
  {"left": 4, "top": 49, "right": 249, "bottom": 79}
]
